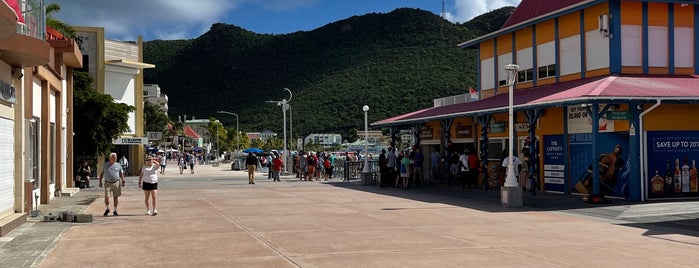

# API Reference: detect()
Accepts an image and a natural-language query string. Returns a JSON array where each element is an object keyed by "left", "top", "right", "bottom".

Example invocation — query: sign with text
[
  {"left": 543, "top": 135, "right": 566, "bottom": 192},
  {"left": 646, "top": 131, "right": 699, "bottom": 199},
  {"left": 454, "top": 124, "right": 473, "bottom": 139},
  {"left": 113, "top": 137, "right": 148, "bottom": 145},
  {"left": 489, "top": 122, "right": 506, "bottom": 133},
  {"left": 567, "top": 106, "right": 615, "bottom": 133},
  {"left": 147, "top": 132, "right": 162, "bottom": 141}
]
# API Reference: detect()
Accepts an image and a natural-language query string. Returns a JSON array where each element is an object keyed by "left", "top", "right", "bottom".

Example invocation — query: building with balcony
[
  {"left": 0, "top": 0, "right": 83, "bottom": 236},
  {"left": 373, "top": 0, "right": 699, "bottom": 202}
]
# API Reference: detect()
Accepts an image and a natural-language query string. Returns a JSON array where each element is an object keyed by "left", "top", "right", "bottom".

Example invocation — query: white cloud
[
  {"left": 452, "top": 0, "right": 521, "bottom": 23},
  {"left": 51, "top": 0, "right": 244, "bottom": 40}
]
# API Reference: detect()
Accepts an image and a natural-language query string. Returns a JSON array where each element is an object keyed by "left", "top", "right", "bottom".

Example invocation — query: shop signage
[
  {"left": 606, "top": 110, "right": 631, "bottom": 120},
  {"left": 113, "top": 137, "right": 148, "bottom": 145},
  {"left": 455, "top": 124, "right": 473, "bottom": 138},
  {"left": 147, "top": 131, "right": 162, "bottom": 141},
  {"left": 0, "top": 80, "right": 16, "bottom": 104},
  {"left": 514, "top": 123, "right": 530, "bottom": 132},
  {"left": 419, "top": 126, "right": 433, "bottom": 139},
  {"left": 489, "top": 122, "right": 506, "bottom": 133}
]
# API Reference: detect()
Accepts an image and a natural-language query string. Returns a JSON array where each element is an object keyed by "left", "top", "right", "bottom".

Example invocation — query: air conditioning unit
[{"left": 598, "top": 14, "right": 610, "bottom": 37}]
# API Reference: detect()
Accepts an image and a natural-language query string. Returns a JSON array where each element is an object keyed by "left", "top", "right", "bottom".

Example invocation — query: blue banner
[
  {"left": 569, "top": 132, "right": 629, "bottom": 197},
  {"left": 543, "top": 135, "right": 565, "bottom": 192}
]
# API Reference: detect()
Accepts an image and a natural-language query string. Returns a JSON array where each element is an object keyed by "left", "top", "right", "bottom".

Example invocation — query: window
[
  {"left": 517, "top": 68, "right": 534, "bottom": 83},
  {"left": 498, "top": 80, "right": 507, "bottom": 87},
  {"left": 538, "top": 64, "right": 556, "bottom": 79}
]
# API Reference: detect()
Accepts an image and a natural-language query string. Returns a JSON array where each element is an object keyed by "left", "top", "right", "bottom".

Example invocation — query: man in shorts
[{"left": 99, "top": 152, "right": 126, "bottom": 216}]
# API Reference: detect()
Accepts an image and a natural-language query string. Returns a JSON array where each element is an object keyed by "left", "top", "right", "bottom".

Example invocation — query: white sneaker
[
  {"left": 152, "top": 210, "right": 158, "bottom": 216},
  {"left": 146, "top": 209, "right": 151, "bottom": 216}
]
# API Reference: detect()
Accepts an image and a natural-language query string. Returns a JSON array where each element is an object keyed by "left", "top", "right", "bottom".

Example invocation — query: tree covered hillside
[{"left": 143, "top": 7, "right": 515, "bottom": 140}]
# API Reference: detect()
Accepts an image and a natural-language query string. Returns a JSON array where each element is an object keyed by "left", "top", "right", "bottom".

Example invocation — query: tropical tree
[
  {"left": 73, "top": 71, "right": 134, "bottom": 157},
  {"left": 144, "top": 101, "right": 169, "bottom": 132},
  {"left": 45, "top": 2, "right": 76, "bottom": 38}
]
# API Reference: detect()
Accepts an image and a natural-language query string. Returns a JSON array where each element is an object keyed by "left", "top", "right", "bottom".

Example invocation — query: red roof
[
  {"left": 372, "top": 75, "right": 699, "bottom": 126},
  {"left": 183, "top": 126, "right": 201, "bottom": 139},
  {"left": 501, "top": 0, "right": 587, "bottom": 29}
]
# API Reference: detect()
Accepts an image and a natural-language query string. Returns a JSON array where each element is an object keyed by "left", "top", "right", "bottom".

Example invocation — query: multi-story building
[
  {"left": 74, "top": 26, "right": 154, "bottom": 176},
  {"left": 355, "top": 130, "right": 383, "bottom": 144},
  {"left": 144, "top": 84, "right": 169, "bottom": 116},
  {"left": 304, "top": 133, "right": 342, "bottom": 148},
  {"left": 373, "top": 0, "right": 699, "bottom": 202},
  {"left": 0, "top": 0, "right": 82, "bottom": 236}
]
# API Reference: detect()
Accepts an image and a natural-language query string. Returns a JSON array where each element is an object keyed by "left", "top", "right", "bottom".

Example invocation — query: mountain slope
[{"left": 143, "top": 7, "right": 513, "bottom": 140}]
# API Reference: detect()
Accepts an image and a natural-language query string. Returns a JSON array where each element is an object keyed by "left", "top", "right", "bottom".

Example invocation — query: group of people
[
  {"left": 378, "top": 147, "right": 426, "bottom": 189},
  {"left": 96, "top": 152, "right": 160, "bottom": 217},
  {"left": 244, "top": 152, "right": 285, "bottom": 184},
  {"left": 294, "top": 151, "right": 336, "bottom": 181},
  {"left": 177, "top": 152, "right": 197, "bottom": 174}
]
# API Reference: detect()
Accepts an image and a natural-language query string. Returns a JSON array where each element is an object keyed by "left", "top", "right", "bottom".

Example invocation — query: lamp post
[
  {"left": 179, "top": 115, "right": 187, "bottom": 154},
  {"left": 266, "top": 88, "right": 292, "bottom": 174},
  {"left": 362, "top": 105, "right": 370, "bottom": 174},
  {"left": 503, "top": 63, "right": 522, "bottom": 207},
  {"left": 216, "top": 111, "right": 239, "bottom": 153}
]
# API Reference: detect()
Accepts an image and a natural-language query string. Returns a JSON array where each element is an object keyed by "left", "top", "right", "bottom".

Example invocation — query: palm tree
[{"left": 46, "top": 3, "right": 76, "bottom": 39}]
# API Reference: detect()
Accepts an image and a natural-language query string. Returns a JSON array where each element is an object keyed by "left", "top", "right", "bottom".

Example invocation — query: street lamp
[
  {"left": 504, "top": 64, "right": 519, "bottom": 187},
  {"left": 216, "top": 111, "right": 239, "bottom": 152},
  {"left": 503, "top": 63, "right": 522, "bottom": 207},
  {"left": 266, "top": 88, "right": 292, "bottom": 174},
  {"left": 362, "top": 105, "right": 370, "bottom": 174}
]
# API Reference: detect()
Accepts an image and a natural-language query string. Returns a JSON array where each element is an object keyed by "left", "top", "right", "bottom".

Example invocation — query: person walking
[
  {"left": 178, "top": 155, "right": 186, "bottom": 174},
  {"left": 272, "top": 155, "right": 283, "bottom": 182},
  {"left": 245, "top": 152, "right": 259, "bottom": 184},
  {"left": 189, "top": 153, "right": 196, "bottom": 174},
  {"left": 159, "top": 153, "right": 167, "bottom": 175},
  {"left": 98, "top": 152, "right": 126, "bottom": 216},
  {"left": 138, "top": 156, "right": 160, "bottom": 216}
]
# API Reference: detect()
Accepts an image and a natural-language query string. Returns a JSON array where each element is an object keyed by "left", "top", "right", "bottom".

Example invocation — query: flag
[{"left": 469, "top": 87, "right": 479, "bottom": 101}]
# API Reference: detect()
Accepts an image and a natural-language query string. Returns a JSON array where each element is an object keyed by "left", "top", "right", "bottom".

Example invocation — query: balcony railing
[{"left": 14, "top": 0, "right": 46, "bottom": 41}]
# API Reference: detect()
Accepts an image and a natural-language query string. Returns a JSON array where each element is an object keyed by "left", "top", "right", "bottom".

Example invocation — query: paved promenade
[{"left": 1, "top": 161, "right": 699, "bottom": 267}]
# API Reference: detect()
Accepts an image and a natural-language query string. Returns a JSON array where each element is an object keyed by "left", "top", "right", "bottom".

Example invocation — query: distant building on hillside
[
  {"left": 247, "top": 131, "right": 276, "bottom": 142},
  {"left": 304, "top": 133, "right": 342, "bottom": 148}
]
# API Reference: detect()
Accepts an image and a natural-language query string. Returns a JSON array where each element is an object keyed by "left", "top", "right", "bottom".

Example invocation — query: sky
[{"left": 51, "top": 0, "right": 521, "bottom": 41}]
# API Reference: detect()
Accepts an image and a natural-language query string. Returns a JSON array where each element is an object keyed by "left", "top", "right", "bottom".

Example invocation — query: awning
[
  {"left": 183, "top": 126, "right": 201, "bottom": 139},
  {"left": 372, "top": 74, "right": 699, "bottom": 127}
]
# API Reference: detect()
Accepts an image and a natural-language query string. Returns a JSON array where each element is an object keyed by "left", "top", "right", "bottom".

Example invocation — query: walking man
[
  {"left": 245, "top": 152, "right": 258, "bottom": 184},
  {"left": 99, "top": 152, "right": 126, "bottom": 216}
]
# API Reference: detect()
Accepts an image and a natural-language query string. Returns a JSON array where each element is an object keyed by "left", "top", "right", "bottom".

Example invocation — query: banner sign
[
  {"left": 113, "top": 137, "right": 148, "bottom": 145},
  {"left": 646, "top": 131, "right": 699, "bottom": 198},
  {"left": 543, "top": 135, "right": 566, "bottom": 192}
]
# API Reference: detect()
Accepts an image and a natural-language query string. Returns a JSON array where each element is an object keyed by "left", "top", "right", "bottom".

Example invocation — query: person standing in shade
[
  {"left": 119, "top": 154, "right": 129, "bottom": 176},
  {"left": 138, "top": 156, "right": 160, "bottom": 216},
  {"left": 245, "top": 152, "right": 259, "bottom": 184},
  {"left": 98, "top": 152, "right": 126, "bottom": 216}
]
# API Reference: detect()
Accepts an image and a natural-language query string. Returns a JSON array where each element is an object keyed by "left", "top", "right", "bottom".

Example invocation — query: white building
[
  {"left": 304, "top": 133, "right": 342, "bottom": 148},
  {"left": 144, "top": 84, "right": 168, "bottom": 115}
]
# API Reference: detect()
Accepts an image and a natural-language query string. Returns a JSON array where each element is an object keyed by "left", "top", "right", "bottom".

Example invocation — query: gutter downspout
[{"left": 639, "top": 100, "right": 661, "bottom": 201}]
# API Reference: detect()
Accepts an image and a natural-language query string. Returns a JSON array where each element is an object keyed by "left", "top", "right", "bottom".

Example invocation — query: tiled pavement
[{"left": 1, "top": 162, "right": 698, "bottom": 267}]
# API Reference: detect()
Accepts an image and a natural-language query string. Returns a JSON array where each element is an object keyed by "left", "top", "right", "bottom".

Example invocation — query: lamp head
[
  {"left": 505, "top": 64, "right": 519, "bottom": 86},
  {"left": 362, "top": 105, "right": 369, "bottom": 112}
]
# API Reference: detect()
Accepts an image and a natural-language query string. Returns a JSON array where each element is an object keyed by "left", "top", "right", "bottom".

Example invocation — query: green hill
[{"left": 143, "top": 7, "right": 515, "bottom": 141}]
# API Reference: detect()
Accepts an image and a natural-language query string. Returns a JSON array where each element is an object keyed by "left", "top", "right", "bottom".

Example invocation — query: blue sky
[{"left": 51, "top": 0, "right": 520, "bottom": 41}]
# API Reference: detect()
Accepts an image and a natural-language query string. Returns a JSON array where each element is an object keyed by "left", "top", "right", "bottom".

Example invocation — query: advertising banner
[
  {"left": 646, "top": 131, "right": 699, "bottom": 198},
  {"left": 543, "top": 135, "right": 565, "bottom": 192},
  {"left": 568, "top": 132, "right": 629, "bottom": 197}
]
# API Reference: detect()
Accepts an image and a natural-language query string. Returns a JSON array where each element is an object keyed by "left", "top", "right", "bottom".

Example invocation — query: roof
[
  {"left": 501, "top": 0, "right": 587, "bottom": 29},
  {"left": 458, "top": 0, "right": 597, "bottom": 49},
  {"left": 372, "top": 75, "right": 699, "bottom": 127},
  {"left": 183, "top": 125, "right": 201, "bottom": 139}
]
